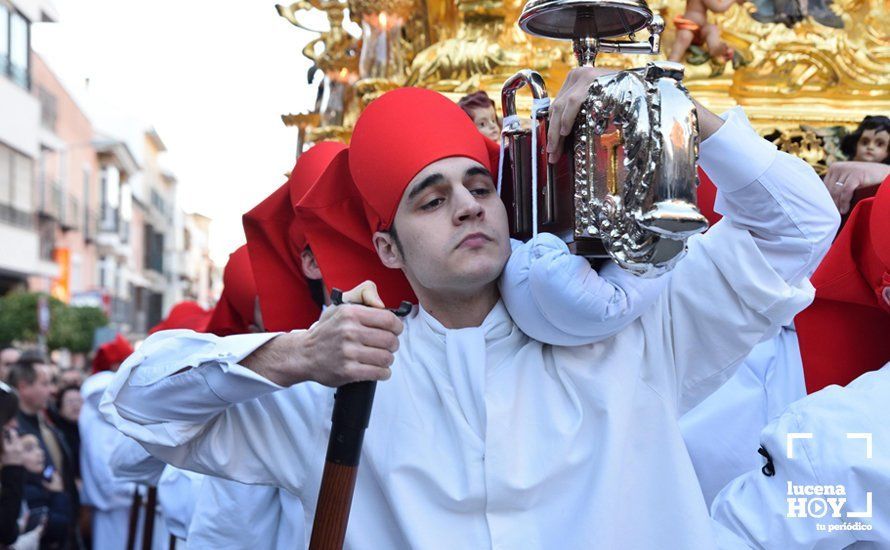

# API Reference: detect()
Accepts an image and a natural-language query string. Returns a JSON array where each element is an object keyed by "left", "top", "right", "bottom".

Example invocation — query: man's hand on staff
[
  {"left": 546, "top": 66, "right": 726, "bottom": 164},
  {"left": 822, "top": 161, "right": 890, "bottom": 214},
  {"left": 244, "top": 281, "right": 403, "bottom": 388}
]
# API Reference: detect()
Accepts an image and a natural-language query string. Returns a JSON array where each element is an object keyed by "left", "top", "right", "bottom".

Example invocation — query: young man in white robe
[{"left": 99, "top": 67, "right": 838, "bottom": 549}]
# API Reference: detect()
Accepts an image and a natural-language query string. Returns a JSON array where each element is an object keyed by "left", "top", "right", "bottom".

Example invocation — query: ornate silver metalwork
[
  {"left": 573, "top": 62, "right": 706, "bottom": 275},
  {"left": 499, "top": 0, "right": 707, "bottom": 277}
]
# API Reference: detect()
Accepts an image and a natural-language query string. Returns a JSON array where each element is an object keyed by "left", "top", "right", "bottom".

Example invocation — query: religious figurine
[{"left": 668, "top": 0, "right": 745, "bottom": 72}]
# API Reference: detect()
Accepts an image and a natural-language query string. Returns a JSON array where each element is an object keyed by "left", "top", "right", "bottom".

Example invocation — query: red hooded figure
[
  {"left": 796, "top": 178, "right": 890, "bottom": 392},
  {"left": 294, "top": 147, "right": 416, "bottom": 307},
  {"left": 206, "top": 245, "right": 259, "bottom": 336},
  {"left": 92, "top": 333, "right": 134, "bottom": 374},
  {"left": 148, "top": 301, "right": 213, "bottom": 334},
  {"left": 242, "top": 142, "right": 346, "bottom": 331}
]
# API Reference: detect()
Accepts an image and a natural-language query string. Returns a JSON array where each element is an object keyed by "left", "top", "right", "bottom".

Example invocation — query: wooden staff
[
  {"left": 142, "top": 486, "right": 158, "bottom": 550},
  {"left": 126, "top": 487, "right": 143, "bottom": 550},
  {"left": 308, "top": 289, "right": 412, "bottom": 550}
]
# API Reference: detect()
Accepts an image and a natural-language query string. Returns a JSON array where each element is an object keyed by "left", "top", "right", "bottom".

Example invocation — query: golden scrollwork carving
[
  {"left": 405, "top": 0, "right": 564, "bottom": 93},
  {"left": 276, "top": 1, "right": 360, "bottom": 76},
  {"left": 277, "top": 0, "right": 887, "bottom": 166}
]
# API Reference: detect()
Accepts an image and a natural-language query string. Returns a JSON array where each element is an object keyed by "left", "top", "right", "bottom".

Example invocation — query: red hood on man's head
[
  {"left": 348, "top": 88, "right": 494, "bottom": 232},
  {"left": 148, "top": 301, "right": 212, "bottom": 334},
  {"left": 206, "top": 245, "right": 259, "bottom": 336},
  {"left": 242, "top": 142, "right": 345, "bottom": 331},
  {"left": 796, "top": 178, "right": 890, "bottom": 392},
  {"left": 92, "top": 333, "right": 134, "bottom": 374}
]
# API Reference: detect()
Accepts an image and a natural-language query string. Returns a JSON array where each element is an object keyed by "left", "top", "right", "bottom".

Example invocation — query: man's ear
[
  {"left": 300, "top": 248, "right": 323, "bottom": 280},
  {"left": 373, "top": 231, "right": 403, "bottom": 269}
]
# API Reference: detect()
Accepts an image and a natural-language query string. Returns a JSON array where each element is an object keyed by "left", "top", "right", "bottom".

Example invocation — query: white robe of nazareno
[
  {"left": 80, "top": 372, "right": 167, "bottom": 550},
  {"left": 187, "top": 477, "right": 304, "bottom": 550},
  {"left": 680, "top": 327, "right": 807, "bottom": 505},
  {"left": 711, "top": 364, "right": 890, "bottom": 549},
  {"left": 100, "top": 108, "right": 837, "bottom": 549}
]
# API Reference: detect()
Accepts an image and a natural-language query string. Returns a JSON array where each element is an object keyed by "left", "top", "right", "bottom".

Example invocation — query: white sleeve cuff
[{"left": 699, "top": 107, "right": 778, "bottom": 193}]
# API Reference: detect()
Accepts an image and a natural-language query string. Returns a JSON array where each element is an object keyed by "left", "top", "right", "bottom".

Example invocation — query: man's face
[
  {"left": 18, "top": 365, "right": 54, "bottom": 412},
  {"left": 468, "top": 106, "right": 501, "bottom": 142},
  {"left": 374, "top": 157, "right": 511, "bottom": 296},
  {"left": 855, "top": 129, "right": 889, "bottom": 163}
]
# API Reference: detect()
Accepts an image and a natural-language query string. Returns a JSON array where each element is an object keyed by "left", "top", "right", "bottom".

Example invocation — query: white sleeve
[
  {"left": 648, "top": 106, "right": 839, "bottom": 413},
  {"left": 711, "top": 364, "right": 890, "bottom": 548},
  {"left": 499, "top": 234, "right": 668, "bottom": 345},
  {"left": 100, "top": 329, "right": 330, "bottom": 495},
  {"left": 700, "top": 107, "right": 840, "bottom": 285},
  {"left": 109, "top": 437, "right": 166, "bottom": 486}
]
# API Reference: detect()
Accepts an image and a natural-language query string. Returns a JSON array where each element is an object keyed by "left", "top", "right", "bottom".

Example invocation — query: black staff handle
[{"left": 308, "top": 289, "right": 411, "bottom": 550}]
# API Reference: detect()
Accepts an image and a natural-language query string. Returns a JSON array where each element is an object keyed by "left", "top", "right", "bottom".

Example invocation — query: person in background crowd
[
  {"left": 1, "top": 381, "right": 28, "bottom": 546},
  {"left": 457, "top": 91, "right": 501, "bottom": 142},
  {"left": 55, "top": 370, "right": 82, "bottom": 392},
  {"left": 20, "top": 433, "right": 71, "bottom": 549},
  {"left": 47, "top": 386, "right": 82, "bottom": 484},
  {"left": 0, "top": 347, "right": 21, "bottom": 382},
  {"left": 8, "top": 356, "right": 78, "bottom": 548}
]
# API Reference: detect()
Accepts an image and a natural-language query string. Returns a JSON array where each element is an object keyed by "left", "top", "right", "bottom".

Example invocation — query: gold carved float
[{"left": 277, "top": 0, "right": 889, "bottom": 173}]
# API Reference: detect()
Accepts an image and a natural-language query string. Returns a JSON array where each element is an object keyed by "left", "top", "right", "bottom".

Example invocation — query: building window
[
  {"left": 37, "top": 218, "right": 55, "bottom": 260},
  {"left": 144, "top": 222, "right": 164, "bottom": 273},
  {"left": 38, "top": 86, "right": 57, "bottom": 130},
  {"left": 1, "top": 7, "right": 30, "bottom": 89},
  {"left": 0, "top": 5, "right": 8, "bottom": 76},
  {"left": 0, "top": 142, "right": 34, "bottom": 229}
]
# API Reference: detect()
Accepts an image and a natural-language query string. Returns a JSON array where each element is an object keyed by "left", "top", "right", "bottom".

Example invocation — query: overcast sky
[{"left": 31, "top": 0, "right": 324, "bottom": 265}]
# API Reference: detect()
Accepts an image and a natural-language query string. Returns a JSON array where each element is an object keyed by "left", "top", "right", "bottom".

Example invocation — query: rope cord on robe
[{"left": 308, "top": 289, "right": 413, "bottom": 550}]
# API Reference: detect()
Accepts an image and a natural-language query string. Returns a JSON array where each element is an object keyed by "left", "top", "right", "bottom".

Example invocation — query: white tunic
[
  {"left": 157, "top": 467, "right": 204, "bottom": 541},
  {"left": 680, "top": 327, "right": 807, "bottom": 505},
  {"left": 711, "top": 364, "right": 890, "bottom": 549},
  {"left": 187, "top": 478, "right": 304, "bottom": 550},
  {"left": 80, "top": 373, "right": 168, "bottom": 550},
  {"left": 100, "top": 108, "right": 832, "bottom": 549}
]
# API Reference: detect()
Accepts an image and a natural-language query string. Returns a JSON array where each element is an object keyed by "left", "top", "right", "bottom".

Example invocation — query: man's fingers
[
  {"left": 348, "top": 345, "right": 395, "bottom": 369},
  {"left": 349, "top": 364, "right": 392, "bottom": 382},
  {"left": 351, "top": 306, "right": 404, "bottom": 335},
  {"left": 547, "top": 101, "right": 563, "bottom": 156},
  {"left": 356, "top": 326, "right": 400, "bottom": 353},
  {"left": 342, "top": 280, "right": 383, "bottom": 308},
  {"left": 838, "top": 177, "right": 860, "bottom": 214}
]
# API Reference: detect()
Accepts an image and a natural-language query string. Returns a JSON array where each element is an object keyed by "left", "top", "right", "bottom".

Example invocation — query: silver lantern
[{"left": 500, "top": 0, "right": 708, "bottom": 277}]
